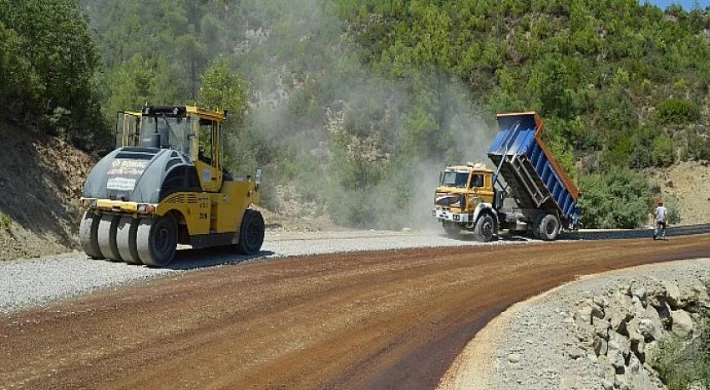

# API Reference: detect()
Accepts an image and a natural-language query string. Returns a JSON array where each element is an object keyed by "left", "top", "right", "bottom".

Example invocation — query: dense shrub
[
  {"left": 651, "top": 134, "right": 675, "bottom": 167},
  {"left": 0, "top": 22, "right": 38, "bottom": 118},
  {"left": 604, "top": 137, "right": 634, "bottom": 169},
  {"left": 654, "top": 99, "right": 700, "bottom": 125},
  {"left": 686, "top": 132, "right": 710, "bottom": 161},
  {"left": 664, "top": 196, "right": 682, "bottom": 225},
  {"left": 595, "top": 88, "right": 639, "bottom": 135},
  {"left": 578, "top": 169, "right": 653, "bottom": 229}
]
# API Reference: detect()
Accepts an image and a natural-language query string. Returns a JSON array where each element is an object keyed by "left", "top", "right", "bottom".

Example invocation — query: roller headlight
[
  {"left": 81, "top": 198, "right": 97, "bottom": 209},
  {"left": 137, "top": 203, "right": 156, "bottom": 214}
]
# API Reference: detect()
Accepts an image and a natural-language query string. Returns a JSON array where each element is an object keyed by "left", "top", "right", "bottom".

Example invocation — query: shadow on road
[
  {"left": 437, "top": 231, "right": 534, "bottom": 243},
  {"left": 155, "top": 248, "right": 276, "bottom": 271}
]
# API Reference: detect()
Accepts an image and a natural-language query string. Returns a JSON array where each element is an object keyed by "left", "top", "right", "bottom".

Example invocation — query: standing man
[{"left": 653, "top": 199, "right": 668, "bottom": 240}]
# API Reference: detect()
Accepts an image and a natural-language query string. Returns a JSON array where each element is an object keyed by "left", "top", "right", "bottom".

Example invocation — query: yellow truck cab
[{"left": 433, "top": 162, "right": 498, "bottom": 238}]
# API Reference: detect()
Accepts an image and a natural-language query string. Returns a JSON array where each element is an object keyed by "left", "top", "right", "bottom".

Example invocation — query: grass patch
[
  {"left": 0, "top": 213, "right": 11, "bottom": 230},
  {"left": 652, "top": 309, "right": 710, "bottom": 390}
]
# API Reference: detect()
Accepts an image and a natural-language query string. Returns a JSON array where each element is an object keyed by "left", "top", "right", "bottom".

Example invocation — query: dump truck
[
  {"left": 114, "top": 111, "right": 141, "bottom": 148},
  {"left": 432, "top": 112, "right": 581, "bottom": 241},
  {"left": 80, "top": 105, "right": 265, "bottom": 267}
]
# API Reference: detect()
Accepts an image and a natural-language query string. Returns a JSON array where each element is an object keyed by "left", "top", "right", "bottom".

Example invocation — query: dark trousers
[{"left": 654, "top": 221, "right": 667, "bottom": 239}]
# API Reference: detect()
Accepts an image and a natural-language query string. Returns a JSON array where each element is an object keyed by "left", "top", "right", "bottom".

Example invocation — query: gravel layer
[
  {"left": 4, "top": 223, "right": 708, "bottom": 314},
  {"left": 441, "top": 258, "right": 710, "bottom": 390},
  {"left": 0, "top": 229, "right": 536, "bottom": 314}
]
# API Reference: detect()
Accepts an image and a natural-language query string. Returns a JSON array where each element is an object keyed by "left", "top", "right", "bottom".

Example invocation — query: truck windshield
[{"left": 440, "top": 171, "right": 469, "bottom": 188}]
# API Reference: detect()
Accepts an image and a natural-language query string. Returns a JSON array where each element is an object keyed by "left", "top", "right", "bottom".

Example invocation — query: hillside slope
[
  {"left": 647, "top": 160, "right": 710, "bottom": 225},
  {"left": 70, "top": 0, "right": 710, "bottom": 230},
  {"left": 0, "top": 125, "right": 95, "bottom": 260}
]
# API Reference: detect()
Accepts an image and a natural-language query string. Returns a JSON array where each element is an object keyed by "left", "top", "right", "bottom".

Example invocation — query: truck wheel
[
  {"left": 79, "top": 211, "right": 103, "bottom": 259},
  {"left": 236, "top": 210, "right": 265, "bottom": 255},
  {"left": 473, "top": 214, "right": 495, "bottom": 242},
  {"left": 531, "top": 214, "right": 544, "bottom": 239},
  {"left": 537, "top": 214, "right": 560, "bottom": 241},
  {"left": 136, "top": 215, "right": 178, "bottom": 267},
  {"left": 442, "top": 222, "right": 461, "bottom": 237}
]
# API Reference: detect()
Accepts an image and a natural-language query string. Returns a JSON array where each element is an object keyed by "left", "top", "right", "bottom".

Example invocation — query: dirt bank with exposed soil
[
  {"left": 647, "top": 160, "right": 710, "bottom": 225},
  {"left": 0, "top": 126, "right": 95, "bottom": 260}
]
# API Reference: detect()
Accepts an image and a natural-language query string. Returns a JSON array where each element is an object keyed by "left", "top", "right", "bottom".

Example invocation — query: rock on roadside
[{"left": 438, "top": 258, "right": 710, "bottom": 390}]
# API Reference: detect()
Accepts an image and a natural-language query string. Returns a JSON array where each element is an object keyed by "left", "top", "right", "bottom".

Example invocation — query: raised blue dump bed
[{"left": 487, "top": 112, "right": 581, "bottom": 224}]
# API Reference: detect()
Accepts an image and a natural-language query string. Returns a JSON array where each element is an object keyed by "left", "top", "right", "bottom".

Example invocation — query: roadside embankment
[
  {"left": 0, "top": 128, "right": 95, "bottom": 260},
  {"left": 440, "top": 258, "right": 710, "bottom": 390}
]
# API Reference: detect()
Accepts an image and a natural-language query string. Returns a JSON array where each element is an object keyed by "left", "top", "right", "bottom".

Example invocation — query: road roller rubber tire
[
  {"left": 79, "top": 211, "right": 104, "bottom": 260},
  {"left": 116, "top": 216, "right": 141, "bottom": 265},
  {"left": 98, "top": 215, "right": 123, "bottom": 262},
  {"left": 235, "top": 210, "right": 265, "bottom": 255},
  {"left": 136, "top": 215, "right": 178, "bottom": 267}
]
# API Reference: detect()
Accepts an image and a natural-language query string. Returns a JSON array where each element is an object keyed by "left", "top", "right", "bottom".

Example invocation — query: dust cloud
[{"left": 232, "top": 0, "right": 496, "bottom": 231}]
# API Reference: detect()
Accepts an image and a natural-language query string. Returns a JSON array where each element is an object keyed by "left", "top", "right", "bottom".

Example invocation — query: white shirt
[{"left": 655, "top": 206, "right": 668, "bottom": 223}]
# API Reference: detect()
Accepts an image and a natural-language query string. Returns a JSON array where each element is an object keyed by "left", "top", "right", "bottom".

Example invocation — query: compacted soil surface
[{"left": 1, "top": 234, "right": 709, "bottom": 389}]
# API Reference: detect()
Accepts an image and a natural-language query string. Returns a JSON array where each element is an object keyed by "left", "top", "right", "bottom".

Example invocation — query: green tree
[
  {"left": 198, "top": 58, "right": 254, "bottom": 174},
  {"left": 0, "top": 0, "right": 105, "bottom": 148},
  {"left": 177, "top": 34, "right": 208, "bottom": 100},
  {"left": 105, "top": 54, "right": 156, "bottom": 117},
  {"left": 66, "top": 0, "right": 710, "bottom": 223},
  {"left": 198, "top": 59, "right": 248, "bottom": 125},
  {"left": 0, "top": 22, "right": 38, "bottom": 118}
]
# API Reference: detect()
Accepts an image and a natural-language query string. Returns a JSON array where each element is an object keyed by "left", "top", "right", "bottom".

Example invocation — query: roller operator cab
[
  {"left": 114, "top": 111, "right": 141, "bottom": 148},
  {"left": 433, "top": 111, "right": 581, "bottom": 242},
  {"left": 80, "top": 105, "right": 265, "bottom": 267}
]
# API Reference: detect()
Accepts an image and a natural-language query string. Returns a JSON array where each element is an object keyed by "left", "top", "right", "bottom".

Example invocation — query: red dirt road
[{"left": 2, "top": 235, "right": 710, "bottom": 389}]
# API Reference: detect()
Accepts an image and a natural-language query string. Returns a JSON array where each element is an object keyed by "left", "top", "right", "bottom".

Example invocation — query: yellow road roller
[{"left": 79, "top": 105, "right": 265, "bottom": 267}]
